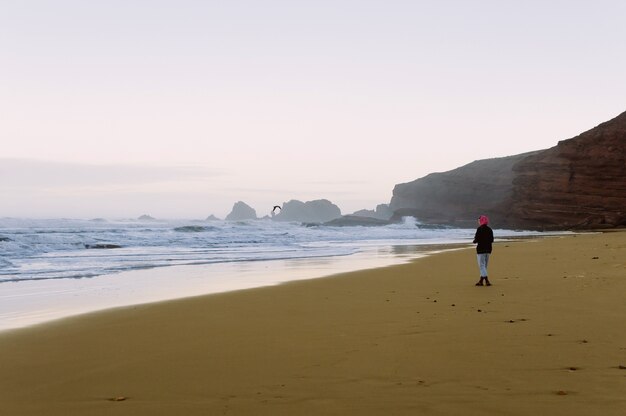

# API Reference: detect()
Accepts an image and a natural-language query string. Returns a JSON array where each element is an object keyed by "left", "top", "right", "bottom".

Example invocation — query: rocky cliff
[
  {"left": 389, "top": 152, "right": 538, "bottom": 227},
  {"left": 390, "top": 111, "right": 626, "bottom": 229},
  {"left": 507, "top": 111, "right": 626, "bottom": 229}
]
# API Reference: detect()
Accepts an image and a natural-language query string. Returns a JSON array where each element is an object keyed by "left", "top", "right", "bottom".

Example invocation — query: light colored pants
[{"left": 477, "top": 253, "right": 490, "bottom": 277}]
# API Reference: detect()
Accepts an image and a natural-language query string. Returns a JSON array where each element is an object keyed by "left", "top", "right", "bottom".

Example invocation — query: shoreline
[
  {"left": 0, "top": 242, "right": 470, "bottom": 332},
  {"left": 1, "top": 231, "right": 624, "bottom": 415}
]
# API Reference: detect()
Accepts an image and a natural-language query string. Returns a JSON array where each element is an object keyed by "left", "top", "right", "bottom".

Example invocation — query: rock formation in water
[
  {"left": 205, "top": 214, "right": 220, "bottom": 221},
  {"left": 351, "top": 204, "right": 393, "bottom": 220},
  {"left": 137, "top": 214, "right": 156, "bottom": 221},
  {"left": 390, "top": 111, "right": 626, "bottom": 229},
  {"left": 272, "top": 199, "right": 341, "bottom": 223},
  {"left": 225, "top": 201, "right": 257, "bottom": 221},
  {"left": 85, "top": 243, "right": 122, "bottom": 249}
]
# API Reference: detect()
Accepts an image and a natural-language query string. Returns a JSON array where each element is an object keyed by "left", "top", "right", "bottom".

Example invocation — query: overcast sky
[{"left": 2, "top": 1, "right": 625, "bottom": 219}]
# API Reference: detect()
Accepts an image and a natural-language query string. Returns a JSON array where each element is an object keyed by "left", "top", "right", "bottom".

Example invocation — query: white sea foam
[
  {"left": 0, "top": 217, "right": 544, "bottom": 284},
  {"left": 0, "top": 217, "right": 553, "bottom": 331}
]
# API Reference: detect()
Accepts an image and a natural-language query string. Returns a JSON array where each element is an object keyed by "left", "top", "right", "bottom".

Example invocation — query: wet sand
[
  {"left": 0, "top": 244, "right": 431, "bottom": 331},
  {"left": 1, "top": 231, "right": 625, "bottom": 415}
]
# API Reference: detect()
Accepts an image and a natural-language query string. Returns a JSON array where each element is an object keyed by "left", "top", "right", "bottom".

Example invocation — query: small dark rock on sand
[{"left": 108, "top": 396, "right": 128, "bottom": 402}]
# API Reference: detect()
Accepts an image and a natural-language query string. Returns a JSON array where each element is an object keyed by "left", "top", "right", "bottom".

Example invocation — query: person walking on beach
[{"left": 473, "top": 215, "right": 494, "bottom": 286}]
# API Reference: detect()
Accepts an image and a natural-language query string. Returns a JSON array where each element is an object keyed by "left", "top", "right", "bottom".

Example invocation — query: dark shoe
[
  {"left": 485, "top": 277, "right": 491, "bottom": 286},
  {"left": 475, "top": 281, "right": 484, "bottom": 286}
]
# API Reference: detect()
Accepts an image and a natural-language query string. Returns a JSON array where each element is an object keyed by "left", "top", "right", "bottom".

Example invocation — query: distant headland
[{"left": 215, "top": 111, "right": 625, "bottom": 230}]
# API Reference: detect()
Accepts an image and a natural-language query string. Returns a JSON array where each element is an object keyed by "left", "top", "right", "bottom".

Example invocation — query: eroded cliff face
[
  {"left": 389, "top": 153, "right": 537, "bottom": 227},
  {"left": 507, "top": 111, "right": 626, "bottom": 229},
  {"left": 390, "top": 111, "right": 626, "bottom": 230}
]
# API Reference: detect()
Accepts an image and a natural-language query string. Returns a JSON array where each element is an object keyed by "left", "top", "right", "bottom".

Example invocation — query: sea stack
[
  {"left": 272, "top": 199, "right": 342, "bottom": 223},
  {"left": 225, "top": 201, "right": 257, "bottom": 221}
]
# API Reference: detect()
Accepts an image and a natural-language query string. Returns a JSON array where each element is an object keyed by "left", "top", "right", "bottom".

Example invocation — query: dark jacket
[{"left": 473, "top": 225, "right": 494, "bottom": 254}]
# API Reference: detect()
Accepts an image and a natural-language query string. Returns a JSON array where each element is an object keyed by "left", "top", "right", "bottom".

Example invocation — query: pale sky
[{"left": 2, "top": 1, "right": 625, "bottom": 219}]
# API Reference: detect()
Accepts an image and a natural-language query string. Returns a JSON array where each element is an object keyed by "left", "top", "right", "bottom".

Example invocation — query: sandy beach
[{"left": 1, "top": 231, "right": 625, "bottom": 415}]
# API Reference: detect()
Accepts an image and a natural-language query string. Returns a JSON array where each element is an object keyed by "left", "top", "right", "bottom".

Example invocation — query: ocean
[{"left": 0, "top": 217, "right": 545, "bottom": 330}]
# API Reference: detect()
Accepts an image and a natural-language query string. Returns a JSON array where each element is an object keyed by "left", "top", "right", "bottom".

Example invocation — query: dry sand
[{"left": 1, "top": 231, "right": 625, "bottom": 415}]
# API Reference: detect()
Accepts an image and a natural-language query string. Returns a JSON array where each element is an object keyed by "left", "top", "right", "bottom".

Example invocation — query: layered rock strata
[
  {"left": 507, "top": 111, "right": 626, "bottom": 229},
  {"left": 390, "top": 111, "right": 626, "bottom": 229}
]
